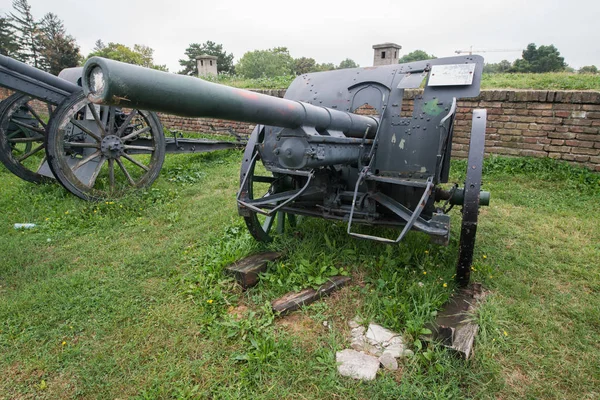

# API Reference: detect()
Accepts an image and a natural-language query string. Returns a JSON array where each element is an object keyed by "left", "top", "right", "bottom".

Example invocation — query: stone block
[
  {"left": 566, "top": 140, "right": 594, "bottom": 148},
  {"left": 548, "top": 132, "right": 576, "bottom": 140},
  {"left": 564, "top": 119, "right": 593, "bottom": 127},
  {"left": 379, "top": 353, "right": 398, "bottom": 370},
  {"left": 336, "top": 349, "right": 380, "bottom": 381},
  {"left": 571, "top": 147, "right": 599, "bottom": 156}
]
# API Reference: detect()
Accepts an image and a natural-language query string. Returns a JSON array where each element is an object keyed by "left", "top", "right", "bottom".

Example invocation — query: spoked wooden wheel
[
  {"left": 0, "top": 93, "right": 53, "bottom": 183},
  {"left": 45, "top": 92, "right": 165, "bottom": 201},
  {"left": 239, "top": 127, "right": 294, "bottom": 243}
]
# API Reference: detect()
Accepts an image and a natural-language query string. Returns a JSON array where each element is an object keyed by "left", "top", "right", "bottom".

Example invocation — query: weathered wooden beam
[
  {"left": 272, "top": 276, "right": 351, "bottom": 315},
  {"left": 225, "top": 252, "right": 282, "bottom": 289}
]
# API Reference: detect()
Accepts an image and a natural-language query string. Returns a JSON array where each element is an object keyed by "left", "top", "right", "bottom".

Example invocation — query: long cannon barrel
[
  {"left": 81, "top": 57, "right": 379, "bottom": 138},
  {"left": 0, "top": 54, "right": 80, "bottom": 104},
  {"left": 0, "top": 54, "right": 80, "bottom": 94}
]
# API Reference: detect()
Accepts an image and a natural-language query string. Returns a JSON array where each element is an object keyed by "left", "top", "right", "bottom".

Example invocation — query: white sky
[{"left": 2, "top": 0, "right": 599, "bottom": 72}]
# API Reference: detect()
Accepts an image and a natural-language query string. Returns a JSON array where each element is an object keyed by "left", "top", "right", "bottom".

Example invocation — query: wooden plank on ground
[
  {"left": 272, "top": 276, "right": 351, "bottom": 315},
  {"left": 225, "top": 252, "right": 282, "bottom": 289}
]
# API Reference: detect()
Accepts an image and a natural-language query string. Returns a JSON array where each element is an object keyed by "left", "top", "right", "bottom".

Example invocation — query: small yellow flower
[
  {"left": 483, "top": 255, "right": 488, "bottom": 259},
  {"left": 64, "top": 211, "right": 69, "bottom": 215},
  {"left": 119, "top": 205, "right": 123, "bottom": 208},
  {"left": 423, "top": 271, "right": 427, "bottom": 275},
  {"left": 105, "top": 202, "right": 109, "bottom": 205},
  {"left": 489, "top": 275, "right": 493, "bottom": 279},
  {"left": 424, "top": 250, "right": 429, "bottom": 254},
  {"left": 93, "top": 210, "right": 97, "bottom": 213},
  {"left": 45, "top": 218, "right": 49, "bottom": 221},
  {"left": 443, "top": 283, "right": 448, "bottom": 288},
  {"left": 492, "top": 338, "right": 496, "bottom": 342},
  {"left": 503, "top": 330, "right": 508, "bottom": 336},
  {"left": 61, "top": 341, "right": 66, "bottom": 346},
  {"left": 206, "top": 299, "right": 214, "bottom": 304}
]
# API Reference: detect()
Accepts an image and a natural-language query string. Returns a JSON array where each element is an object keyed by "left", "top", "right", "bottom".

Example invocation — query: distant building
[
  {"left": 372, "top": 43, "right": 401, "bottom": 66},
  {"left": 196, "top": 55, "right": 218, "bottom": 76}
]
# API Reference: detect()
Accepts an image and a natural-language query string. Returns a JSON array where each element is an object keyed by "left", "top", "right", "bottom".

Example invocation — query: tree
[
  {"left": 338, "top": 58, "right": 359, "bottom": 69},
  {"left": 0, "top": 16, "right": 19, "bottom": 57},
  {"left": 37, "top": 13, "right": 80, "bottom": 75},
  {"left": 92, "top": 39, "right": 105, "bottom": 53},
  {"left": 512, "top": 43, "right": 566, "bottom": 73},
  {"left": 10, "top": 0, "right": 40, "bottom": 67},
  {"left": 178, "top": 41, "right": 234, "bottom": 75},
  {"left": 236, "top": 47, "right": 294, "bottom": 78},
  {"left": 579, "top": 65, "right": 598, "bottom": 74},
  {"left": 133, "top": 44, "right": 167, "bottom": 71},
  {"left": 293, "top": 57, "right": 316, "bottom": 75},
  {"left": 483, "top": 60, "right": 512, "bottom": 74},
  {"left": 398, "top": 50, "right": 436, "bottom": 64},
  {"left": 314, "top": 62, "right": 335, "bottom": 72},
  {"left": 86, "top": 42, "right": 167, "bottom": 71}
]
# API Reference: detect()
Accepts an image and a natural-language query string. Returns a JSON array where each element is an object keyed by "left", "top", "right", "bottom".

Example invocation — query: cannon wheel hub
[{"left": 100, "top": 135, "right": 124, "bottom": 159}]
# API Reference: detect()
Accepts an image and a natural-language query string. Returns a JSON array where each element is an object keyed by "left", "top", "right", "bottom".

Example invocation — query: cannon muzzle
[{"left": 82, "top": 57, "right": 378, "bottom": 138}]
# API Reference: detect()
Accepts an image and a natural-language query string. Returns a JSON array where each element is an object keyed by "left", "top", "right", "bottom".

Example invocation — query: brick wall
[
  {"left": 159, "top": 88, "right": 600, "bottom": 172},
  {"left": 0, "top": 87, "right": 10, "bottom": 99},
  {"left": 0, "top": 88, "right": 52, "bottom": 116},
  {"left": 436, "top": 90, "right": 600, "bottom": 172},
  {"left": 1, "top": 87, "right": 599, "bottom": 171}
]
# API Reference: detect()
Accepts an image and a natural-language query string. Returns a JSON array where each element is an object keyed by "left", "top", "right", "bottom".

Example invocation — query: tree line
[
  {"left": 177, "top": 42, "right": 360, "bottom": 78},
  {"left": 401, "top": 46, "right": 598, "bottom": 75},
  {"left": 1, "top": 0, "right": 80, "bottom": 75},
  {"left": 1, "top": 0, "right": 166, "bottom": 75},
  {"left": 1, "top": 0, "right": 597, "bottom": 78}
]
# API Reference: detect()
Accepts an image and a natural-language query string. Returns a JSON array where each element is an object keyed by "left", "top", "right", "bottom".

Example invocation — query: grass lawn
[
  {"left": 0, "top": 151, "right": 599, "bottom": 399},
  {"left": 211, "top": 72, "right": 600, "bottom": 91}
]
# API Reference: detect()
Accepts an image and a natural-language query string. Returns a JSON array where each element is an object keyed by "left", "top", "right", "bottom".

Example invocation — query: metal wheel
[
  {"left": 239, "top": 127, "right": 292, "bottom": 242},
  {"left": 0, "top": 93, "right": 53, "bottom": 183},
  {"left": 45, "top": 92, "right": 165, "bottom": 201},
  {"left": 456, "top": 109, "right": 487, "bottom": 286}
]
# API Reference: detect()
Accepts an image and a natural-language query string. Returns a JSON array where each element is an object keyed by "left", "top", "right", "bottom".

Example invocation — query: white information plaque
[{"left": 428, "top": 63, "right": 476, "bottom": 86}]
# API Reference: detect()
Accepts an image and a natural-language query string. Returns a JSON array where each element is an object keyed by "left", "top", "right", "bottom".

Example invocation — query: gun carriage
[
  {"left": 0, "top": 54, "right": 244, "bottom": 200},
  {"left": 81, "top": 56, "right": 490, "bottom": 284}
]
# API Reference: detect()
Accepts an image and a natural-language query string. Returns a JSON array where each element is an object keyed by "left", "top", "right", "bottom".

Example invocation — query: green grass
[
  {"left": 201, "top": 74, "right": 296, "bottom": 90},
  {"left": 205, "top": 72, "right": 600, "bottom": 91},
  {"left": 0, "top": 152, "right": 599, "bottom": 399},
  {"left": 481, "top": 72, "right": 600, "bottom": 90}
]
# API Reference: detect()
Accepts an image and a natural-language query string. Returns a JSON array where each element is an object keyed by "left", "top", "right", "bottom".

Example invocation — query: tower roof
[
  {"left": 195, "top": 54, "right": 218, "bottom": 60},
  {"left": 372, "top": 43, "right": 402, "bottom": 50}
]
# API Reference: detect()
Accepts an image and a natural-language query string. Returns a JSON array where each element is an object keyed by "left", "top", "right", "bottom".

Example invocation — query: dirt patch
[
  {"left": 501, "top": 363, "right": 531, "bottom": 397},
  {"left": 227, "top": 304, "right": 249, "bottom": 320},
  {"left": 276, "top": 312, "right": 320, "bottom": 337},
  {"left": 1, "top": 362, "right": 76, "bottom": 399}
]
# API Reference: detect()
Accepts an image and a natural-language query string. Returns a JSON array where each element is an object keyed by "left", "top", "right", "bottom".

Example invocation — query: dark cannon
[
  {"left": 0, "top": 54, "right": 244, "bottom": 200},
  {"left": 82, "top": 56, "right": 490, "bottom": 285}
]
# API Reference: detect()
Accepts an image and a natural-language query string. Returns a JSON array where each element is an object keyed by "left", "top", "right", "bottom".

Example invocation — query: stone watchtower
[
  {"left": 372, "top": 43, "right": 402, "bottom": 66},
  {"left": 196, "top": 55, "right": 218, "bottom": 77}
]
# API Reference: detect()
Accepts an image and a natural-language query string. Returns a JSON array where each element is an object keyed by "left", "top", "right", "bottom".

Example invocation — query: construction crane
[{"left": 455, "top": 46, "right": 522, "bottom": 55}]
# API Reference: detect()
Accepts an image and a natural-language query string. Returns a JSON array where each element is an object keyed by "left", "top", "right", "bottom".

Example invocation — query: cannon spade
[{"left": 81, "top": 56, "right": 490, "bottom": 285}]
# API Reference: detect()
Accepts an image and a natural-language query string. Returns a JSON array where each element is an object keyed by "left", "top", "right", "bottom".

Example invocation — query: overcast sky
[{"left": 2, "top": 0, "right": 599, "bottom": 72}]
